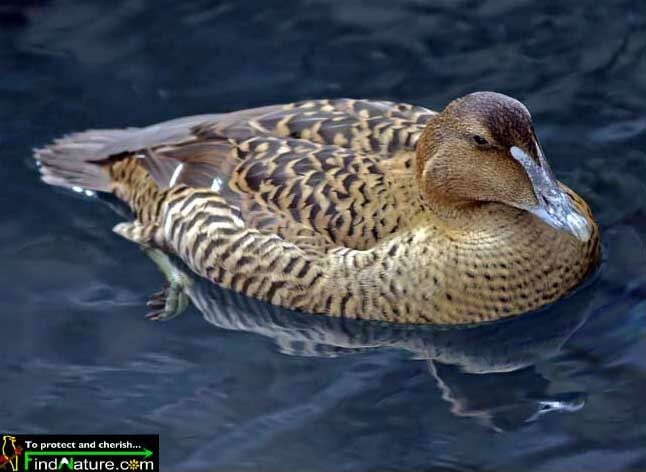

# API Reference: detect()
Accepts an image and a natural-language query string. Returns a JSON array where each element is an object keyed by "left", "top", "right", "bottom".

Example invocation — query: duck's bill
[{"left": 510, "top": 145, "right": 591, "bottom": 242}]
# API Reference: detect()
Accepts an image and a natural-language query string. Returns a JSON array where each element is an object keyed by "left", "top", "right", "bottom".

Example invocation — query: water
[{"left": 1, "top": 0, "right": 645, "bottom": 470}]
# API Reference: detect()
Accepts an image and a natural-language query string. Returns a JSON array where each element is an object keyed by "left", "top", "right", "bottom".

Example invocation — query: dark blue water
[{"left": 1, "top": 1, "right": 645, "bottom": 470}]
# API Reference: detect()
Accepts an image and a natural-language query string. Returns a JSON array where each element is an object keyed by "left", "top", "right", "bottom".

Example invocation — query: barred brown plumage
[{"left": 35, "top": 93, "right": 600, "bottom": 324}]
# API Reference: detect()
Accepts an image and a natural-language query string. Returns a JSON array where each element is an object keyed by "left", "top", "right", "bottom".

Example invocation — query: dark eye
[{"left": 472, "top": 135, "right": 489, "bottom": 146}]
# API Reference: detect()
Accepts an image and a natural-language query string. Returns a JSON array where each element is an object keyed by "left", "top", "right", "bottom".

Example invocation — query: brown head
[{"left": 416, "top": 91, "right": 591, "bottom": 241}]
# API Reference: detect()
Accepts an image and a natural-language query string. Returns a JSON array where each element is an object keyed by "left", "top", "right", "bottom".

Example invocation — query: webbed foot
[
  {"left": 145, "top": 282, "right": 190, "bottom": 321},
  {"left": 142, "top": 247, "right": 192, "bottom": 321}
]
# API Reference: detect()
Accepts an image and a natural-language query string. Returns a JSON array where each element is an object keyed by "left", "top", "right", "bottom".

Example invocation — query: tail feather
[{"left": 35, "top": 129, "right": 135, "bottom": 192}]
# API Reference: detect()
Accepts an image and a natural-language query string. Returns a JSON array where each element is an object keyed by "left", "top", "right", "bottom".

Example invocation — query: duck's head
[{"left": 416, "top": 91, "right": 591, "bottom": 241}]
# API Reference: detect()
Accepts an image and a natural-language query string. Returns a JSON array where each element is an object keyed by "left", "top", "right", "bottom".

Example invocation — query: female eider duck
[{"left": 35, "top": 92, "right": 600, "bottom": 325}]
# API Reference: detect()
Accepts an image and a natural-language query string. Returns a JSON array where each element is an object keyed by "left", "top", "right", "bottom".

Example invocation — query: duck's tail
[
  {"left": 34, "top": 129, "right": 163, "bottom": 223},
  {"left": 34, "top": 129, "right": 136, "bottom": 192}
]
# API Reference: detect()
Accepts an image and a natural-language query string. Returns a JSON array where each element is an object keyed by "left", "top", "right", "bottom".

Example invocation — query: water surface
[{"left": 1, "top": 1, "right": 645, "bottom": 471}]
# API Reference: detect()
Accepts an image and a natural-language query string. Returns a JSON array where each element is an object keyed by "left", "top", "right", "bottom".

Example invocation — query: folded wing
[{"left": 89, "top": 99, "right": 435, "bottom": 248}]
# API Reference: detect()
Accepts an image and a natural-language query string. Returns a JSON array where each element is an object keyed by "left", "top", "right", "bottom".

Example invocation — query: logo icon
[{"left": 1, "top": 435, "right": 22, "bottom": 471}]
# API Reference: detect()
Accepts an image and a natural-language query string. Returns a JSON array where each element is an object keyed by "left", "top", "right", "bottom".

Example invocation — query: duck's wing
[
  {"left": 88, "top": 99, "right": 434, "bottom": 248},
  {"left": 147, "top": 134, "right": 423, "bottom": 249}
]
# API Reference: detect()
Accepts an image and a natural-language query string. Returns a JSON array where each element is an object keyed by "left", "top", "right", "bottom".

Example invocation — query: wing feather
[{"left": 82, "top": 99, "right": 435, "bottom": 248}]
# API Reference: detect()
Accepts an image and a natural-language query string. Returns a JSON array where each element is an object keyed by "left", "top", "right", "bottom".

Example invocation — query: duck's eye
[{"left": 472, "top": 135, "right": 489, "bottom": 146}]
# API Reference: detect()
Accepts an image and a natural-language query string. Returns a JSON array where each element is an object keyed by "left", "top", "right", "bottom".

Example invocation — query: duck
[{"left": 35, "top": 92, "right": 600, "bottom": 325}]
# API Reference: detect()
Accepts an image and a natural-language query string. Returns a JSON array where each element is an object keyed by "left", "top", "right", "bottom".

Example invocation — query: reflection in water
[
  {"left": 159, "top": 255, "right": 599, "bottom": 432},
  {"left": 428, "top": 362, "right": 585, "bottom": 432}
]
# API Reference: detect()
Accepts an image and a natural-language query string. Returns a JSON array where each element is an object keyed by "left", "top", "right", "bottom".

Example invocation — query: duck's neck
[{"left": 419, "top": 193, "right": 523, "bottom": 235}]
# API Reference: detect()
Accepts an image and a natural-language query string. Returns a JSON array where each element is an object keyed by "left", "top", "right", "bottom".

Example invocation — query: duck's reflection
[
  {"left": 428, "top": 361, "right": 586, "bottom": 432},
  {"left": 162, "top": 256, "right": 598, "bottom": 431}
]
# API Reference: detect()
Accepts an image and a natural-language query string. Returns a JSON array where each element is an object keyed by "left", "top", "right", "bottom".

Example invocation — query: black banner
[{"left": 1, "top": 435, "right": 159, "bottom": 472}]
